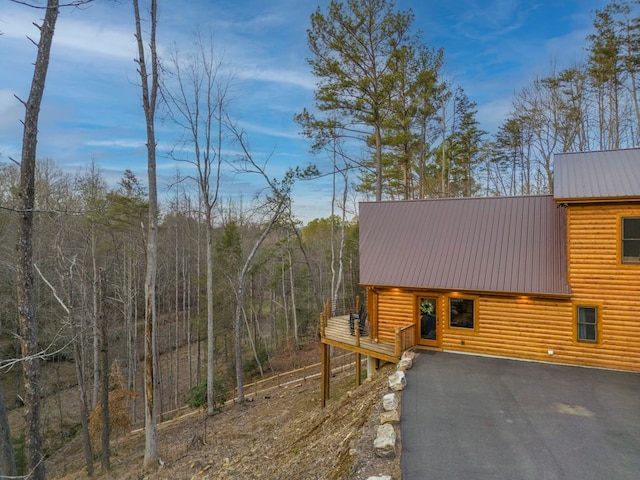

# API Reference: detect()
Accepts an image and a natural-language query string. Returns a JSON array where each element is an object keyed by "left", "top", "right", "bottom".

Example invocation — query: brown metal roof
[
  {"left": 359, "top": 195, "right": 570, "bottom": 297},
  {"left": 554, "top": 148, "right": 640, "bottom": 201}
]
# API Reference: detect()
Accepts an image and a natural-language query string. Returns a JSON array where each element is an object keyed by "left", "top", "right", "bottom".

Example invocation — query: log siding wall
[
  {"left": 375, "top": 289, "right": 414, "bottom": 343},
  {"left": 370, "top": 202, "right": 640, "bottom": 372},
  {"left": 443, "top": 297, "right": 573, "bottom": 362},
  {"left": 566, "top": 203, "right": 640, "bottom": 371}
]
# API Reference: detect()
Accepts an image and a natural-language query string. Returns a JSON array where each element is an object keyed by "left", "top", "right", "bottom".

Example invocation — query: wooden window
[
  {"left": 577, "top": 306, "right": 598, "bottom": 343},
  {"left": 622, "top": 217, "right": 640, "bottom": 264},
  {"left": 449, "top": 297, "right": 474, "bottom": 329}
]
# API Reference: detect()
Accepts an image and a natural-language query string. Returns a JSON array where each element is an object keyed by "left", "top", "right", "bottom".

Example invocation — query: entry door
[{"left": 418, "top": 296, "right": 440, "bottom": 347}]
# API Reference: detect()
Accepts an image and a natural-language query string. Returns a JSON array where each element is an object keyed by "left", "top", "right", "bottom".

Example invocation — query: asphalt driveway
[{"left": 400, "top": 352, "right": 640, "bottom": 480}]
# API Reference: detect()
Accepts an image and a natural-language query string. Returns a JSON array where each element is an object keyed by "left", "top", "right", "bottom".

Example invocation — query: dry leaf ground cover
[{"left": 47, "top": 357, "right": 401, "bottom": 480}]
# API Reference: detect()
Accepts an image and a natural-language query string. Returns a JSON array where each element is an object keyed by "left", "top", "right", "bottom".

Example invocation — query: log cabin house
[{"left": 320, "top": 148, "right": 640, "bottom": 404}]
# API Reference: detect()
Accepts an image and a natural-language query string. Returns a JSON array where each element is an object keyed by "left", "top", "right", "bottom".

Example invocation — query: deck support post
[
  {"left": 320, "top": 342, "right": 330, "bottom": 408},
  {"left": 367, "top": 355, "right": 376, "bottom": 377},
  {"left": 355, "top": 352, "right": 361, "bottom": 387}
]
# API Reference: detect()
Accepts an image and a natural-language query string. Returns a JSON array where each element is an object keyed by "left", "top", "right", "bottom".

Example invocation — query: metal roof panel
[
  {"left": 359, "top": 195, "right": 570, "bottom": 296},
  {"left": 554, "top": 148, "right": 640, "bottom": 200}
]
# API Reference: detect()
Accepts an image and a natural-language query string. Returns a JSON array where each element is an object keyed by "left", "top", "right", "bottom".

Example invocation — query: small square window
[
  {"left": 622, "top": 217, "right": 640, "bottom": 263},
  {"left": 449, "top": 298, "right": 474, "bottom": 329},
  {"left": 577, "top": 306, "right": 597, "bottom": 343}
]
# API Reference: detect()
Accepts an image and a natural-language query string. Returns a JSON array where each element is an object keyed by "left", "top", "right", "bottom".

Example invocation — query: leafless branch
[
  {"left": 26, "top": 33, "right": 38, "bottom": 46},
  {"left": 0, "top": 204, "right": 104, "bottom": 216},
  {"left": 13, "top": 94, "right": 27, "bottom": 108},
  {"left": 0, "top": 328, "right": 75, "bottom": 372},
  {"left": 34, "top": 261, "right": 71, "bottom": 315},
  {"left": 10, "top": 0, "right": 96, "bottom": 8}
]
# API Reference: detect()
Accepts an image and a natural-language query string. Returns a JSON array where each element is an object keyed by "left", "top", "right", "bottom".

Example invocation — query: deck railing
[
  {"left": 321, "top": 298, "right": 416, "bottom": 361},
  {"left": 394, "top": 323, "right": 416, "bottom": 357}
]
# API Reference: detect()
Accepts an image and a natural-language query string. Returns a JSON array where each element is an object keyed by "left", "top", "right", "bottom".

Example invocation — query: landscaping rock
[
  {"left": 382, "top": 393, "right": 398, "bottom": 411},
  {"left": 388, "top": 371, "right": 406, "bottom": 391},
  {"left": 373, "top": 423, "right": 397, "bottom": 458},
  {"left": 396, "top": 358, "right": 412, "bottom": 371},
  {"left": 401, "top": 350, "right": 416, "bottom": 362},
  {"left": 380, "top": 409, "right": 400, "bottom": 424}
]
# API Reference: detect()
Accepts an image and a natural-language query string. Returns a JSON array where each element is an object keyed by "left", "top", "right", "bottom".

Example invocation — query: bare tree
[
  {"left": 133, "top": 0, "right": 160, "bottom": 470},
  {"left": 14, "top": 2, "right": 59, "bottom": 478},
  {"left": 162, "top": 31, "right": 228, "bottom": 416},
  {"left": 34, "top": 257, "right": 94, "bottom": 476},
  {"left": 228, "top": 121, "right": 317, "bottom": 406},
  {"left": 98, "top": 268, "right": 110, "bottom": 471},
  {"left": 329, "top": 141, "right": 348, "bottom": 316}
]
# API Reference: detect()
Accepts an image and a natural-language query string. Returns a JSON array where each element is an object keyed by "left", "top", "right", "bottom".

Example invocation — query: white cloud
[
  {"left": 544, "top": 28, "right": 593, "bottom": 68},
  {"left": 477, "top": 97, "right": 513, "bottom": 135},
  {"left": 1, "top": 2, "right": 150, "bottom": 66},
  {"left": 235, "top": 66, "right": 315, "bottom": 90},
  {"left": 84, "top": 139, "right": 146, "bottom": 149},
  {"left": 54, "top": 17, "right": 137, "bottom": 61},
  {"left": 236, "top": 119, "right": 302, "bottom": 141}
]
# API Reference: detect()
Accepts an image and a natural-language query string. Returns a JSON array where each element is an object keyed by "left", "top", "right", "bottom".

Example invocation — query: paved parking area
[{"left": 400, "top": 352, "right": 640, "bottom": 480}]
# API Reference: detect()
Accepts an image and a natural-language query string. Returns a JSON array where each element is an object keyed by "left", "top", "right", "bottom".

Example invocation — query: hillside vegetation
[{"left": 48, "top": 362, "right": 400, "bottom": 480}]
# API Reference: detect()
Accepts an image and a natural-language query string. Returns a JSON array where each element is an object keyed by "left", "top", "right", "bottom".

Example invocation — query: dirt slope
[{"left": 49, "top": 364, "right": 401, "bottom": 480}]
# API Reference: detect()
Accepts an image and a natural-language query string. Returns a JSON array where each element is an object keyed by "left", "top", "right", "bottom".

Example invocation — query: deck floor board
[{"left": 322, "top": 315, "right": 397, "bottom": 361}]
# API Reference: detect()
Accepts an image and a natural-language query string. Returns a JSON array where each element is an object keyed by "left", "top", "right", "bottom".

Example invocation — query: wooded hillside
[{"left": 1, "top": 0, "right": 639, "bottom": 477}]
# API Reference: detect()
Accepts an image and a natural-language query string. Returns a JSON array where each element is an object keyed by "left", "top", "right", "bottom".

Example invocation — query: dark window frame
[
  {"left": 576, "top": 305, "right": 598, "bottom": 343},
  {"left": 622, "top": 217, "right": 640, "bottom": 264},
  {"left": 448, "top": 297, "right": 476, "bottom": 331}
]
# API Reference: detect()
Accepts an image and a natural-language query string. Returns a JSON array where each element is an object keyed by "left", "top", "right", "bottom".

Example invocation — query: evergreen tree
[
  {"left": 445, "top": 88, "right": 486, "bottom": 197},
  {"left": 298, "top": 0, "right": 415, "bottom": 201}
]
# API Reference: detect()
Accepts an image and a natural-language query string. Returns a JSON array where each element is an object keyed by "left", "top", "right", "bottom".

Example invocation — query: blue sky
[{"left": 0, "top": 0, "right": 609, "bottom": 223}]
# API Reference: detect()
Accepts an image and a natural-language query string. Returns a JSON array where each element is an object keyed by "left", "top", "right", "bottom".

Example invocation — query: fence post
[{"left": 321, "top": 342, "right": 330, "bottom": 408}]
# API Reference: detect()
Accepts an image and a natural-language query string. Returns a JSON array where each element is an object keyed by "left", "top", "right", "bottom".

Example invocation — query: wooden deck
[{"left": 320, "top": 315, "right": 412, "bottom": 363}]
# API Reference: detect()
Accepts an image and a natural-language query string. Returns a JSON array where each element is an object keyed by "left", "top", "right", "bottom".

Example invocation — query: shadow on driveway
[{"left": 400, "top": 352, "right": 640, "bottom": 480}]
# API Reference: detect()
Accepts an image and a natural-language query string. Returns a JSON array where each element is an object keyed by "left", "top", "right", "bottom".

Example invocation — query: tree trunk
[
  {"left": 243, "top": 306, "right": 264, "bottom": 378},
  {"left": 124, "top": 246, "right": 136, "bottom": 423},
  {"left": 133, "top": 0, "right": 160, "bottom": 470},
  {"left": 72, "top": 320, "right": 94, "bottom": 476},
  {"left": 374, "top": 122, "right": 383, "bottom": 201},
  {"left": 196, "top": 197, "right": 202, "bottom": 385},
  {"left": 234, "top": 285, "right": 245, "bottom": 405},
  {"left": 16, "top": 2, "right": 59, "bottom": 479},
  {"left": 288, "top": 247, "right": 299, "bottom": 350},
  {"left": 185, "top": 248, "right": 192, "bottom": 389},
  {"left": 99, "top": 268, "right": 110, "bottom": 471},
  {"left": 174, "top": 197, "right": 179, "bottom": 410},
  {"left": 441, "top": 103, "right": 447, "bottom": 197},
  {"left": 92, "top": 232, "right": 100, "bottom": 409},
  {"left": 68, "top": 261, "right": 94, "bottom": 476},
  {"left": 330, "top": 154, "right": 347, "bottom": 316},
  {"left": 206, "top": 219, "right": 216, "bottom": 416},
  {"left": 330, "top": 148, "right": 338, "bottom": 316},
  {"left": 281, "top": 257, "right": 289, "bottom": 343}
]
